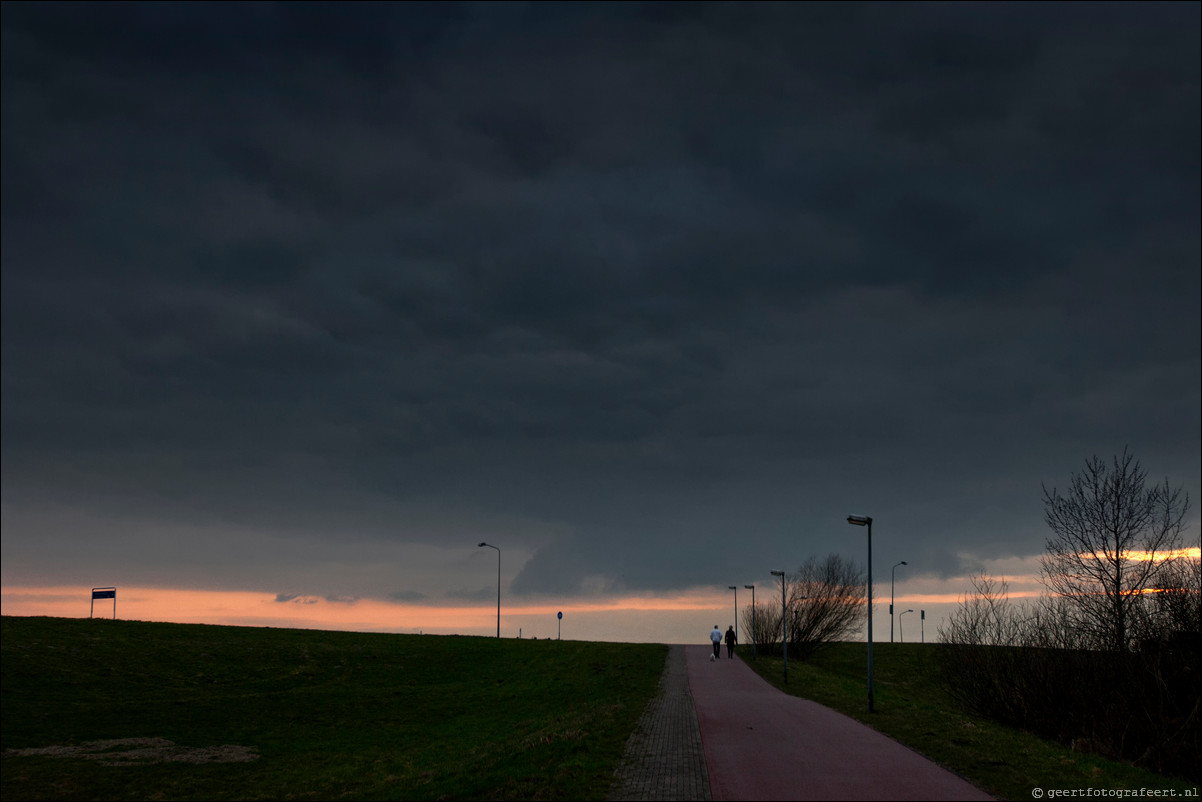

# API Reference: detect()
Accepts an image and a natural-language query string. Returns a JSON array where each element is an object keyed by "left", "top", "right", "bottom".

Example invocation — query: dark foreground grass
[
  {"left": 1, "top": 616, "right": 666, "bottom": 801},
  {"left": 743, "top": 641, "right": 1199, "bottom": 801}
]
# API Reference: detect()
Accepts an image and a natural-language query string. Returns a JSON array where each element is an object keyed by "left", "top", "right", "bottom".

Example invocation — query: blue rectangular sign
[{"left": 92, "top": 589, "right": 116, "bottom": 599}]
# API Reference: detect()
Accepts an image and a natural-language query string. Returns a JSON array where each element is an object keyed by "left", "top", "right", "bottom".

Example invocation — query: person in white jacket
[{"left": 710, "top": 625, "right": 722, "bottom": 659}]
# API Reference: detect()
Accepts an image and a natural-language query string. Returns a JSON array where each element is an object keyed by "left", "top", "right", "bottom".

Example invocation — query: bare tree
[
  {"left": 1137, "top": 550, "right": 1202, "bottom": 642},
  {"left": 787, "top": 553, "right": 868, "bottom": 659},
  {"left": 742, "top": 602, "right": 782, "bottom": 654},
  {"left": 938, "top": 573, "right": 1027, "bottom": 647},
  {"left": 1041, "top": 448, "right": 1191, "bottom": 652},
  {"left": 938, "top": 573, "right": 1093, "bottom": 650}
]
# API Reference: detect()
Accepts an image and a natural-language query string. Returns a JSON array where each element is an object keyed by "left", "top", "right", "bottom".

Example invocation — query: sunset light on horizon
[
  {"left": 2, "top": 549, "right": 1083, "bottom": 644},
  {"left": 2, "top": 4, "right": 1197, "bottom": 658},
  {"left": 2, "top": 584, "right": 771, "bottom": 643}
]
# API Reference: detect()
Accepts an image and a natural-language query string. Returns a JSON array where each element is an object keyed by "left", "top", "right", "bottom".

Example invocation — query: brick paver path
[{"left": 608, "top": 644, "right": 711, "bottom": 801}]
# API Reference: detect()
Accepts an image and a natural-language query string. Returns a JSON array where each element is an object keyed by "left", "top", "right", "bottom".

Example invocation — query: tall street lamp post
[
  {"left": 847, "top": 515, "right": 875, "bottom": 712},
  {"left": 744, "top": 584, "right": 756, "bottom": 659},
  {"left": 728, "top": 586, "right": 738, "bottom": 643},
  {"left": 770, "top": 570, "right": 787, "bottom": 683},
  {"left": 478, "top": 542, "right": 500, "bottom": 638},
  {"left": 891, "top": 561, "right": 908, "bottom": 644},
  {"left": 899, "top": 609, "right": 914, "bottom": 643}
]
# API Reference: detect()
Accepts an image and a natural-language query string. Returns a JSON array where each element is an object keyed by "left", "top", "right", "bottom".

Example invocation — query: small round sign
[{"left": 557, "top": 611, "right": 563, "bottom": 619}]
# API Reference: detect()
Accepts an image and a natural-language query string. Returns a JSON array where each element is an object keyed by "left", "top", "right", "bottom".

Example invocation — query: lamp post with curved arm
[
  {"left": 847, "top": 515, "right": 875, "bottom": 712},
  {"left": 770, "top": 570, "right": 787, "bottom": 683},
  {"left": 744, "top": 584, "right": 756, "bottom": 659},
  {"left": 478, "top": 542, "right": 500, "bottom": 638},
  {"left": 728, "top": 586, "right": 738, "bottom": 644},
  {"left": 891, "top": 561, "right": 908, "bottom": 643},
  {"left": 899, "top": 609, "right": 914, "bottom": 643}
]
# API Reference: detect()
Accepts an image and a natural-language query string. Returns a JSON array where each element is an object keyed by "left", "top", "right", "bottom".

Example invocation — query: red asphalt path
[{"left": 685, "top": 645, "right": 994, "bottom": 801}]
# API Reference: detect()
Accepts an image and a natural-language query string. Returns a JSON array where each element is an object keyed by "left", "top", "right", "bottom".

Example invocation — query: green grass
[
  {"left": 9, "top": 618, "right": 1198, "bottom": 802},
  {"left": 741, "top": 641, "right": 1199, "bottom": 801},
  {"left": 1, "top": 616, "right": 666, "bottom": 801}
]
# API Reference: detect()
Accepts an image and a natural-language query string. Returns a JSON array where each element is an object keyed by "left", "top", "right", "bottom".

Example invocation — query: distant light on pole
[
  {"left": 891, "top": 561, "right": 907, "bottom": 644},
  {"left": 847, "top": 515, "right": 874, "bottom": 712},
  {"left": 744, "top": 585, "right": 756, "bottom": 660},
  {"left": 770, "top": 570, "right": 787, "bottom": 683},
  {"left": 478, "top": 542, "right": 500, "bottom": 638},
  {"left": 728, "top": 586, "right": 738, "bottom": 643},
  {"left": 899, "top": 609, "right": 914, "bottom": 643}
]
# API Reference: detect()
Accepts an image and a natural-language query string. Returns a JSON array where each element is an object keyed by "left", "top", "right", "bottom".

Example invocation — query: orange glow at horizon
[
  {"left": 0, "top": 584, "right": 739, "bottom": 639},
  {"left": 1078, "top": 546, "right": 1200, "bottom": 562},
  {"left": 893, "top": 590, "right": 1045, "bottom": 605},
  {"left": 8, "top": 553, "right": 1193, "bottom": 643}
]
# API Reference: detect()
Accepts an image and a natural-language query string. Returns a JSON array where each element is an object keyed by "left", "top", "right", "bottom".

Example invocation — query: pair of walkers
[{"left": 709, "top": 624, "right": 736, "bottom": 658}]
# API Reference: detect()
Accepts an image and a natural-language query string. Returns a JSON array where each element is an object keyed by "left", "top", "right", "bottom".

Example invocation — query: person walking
[
  {"left": 710, "top": 624, "right": 722, "bottom": 659},
  {"left": 725, "top": 625, "right": 737, "bottom": 658}
]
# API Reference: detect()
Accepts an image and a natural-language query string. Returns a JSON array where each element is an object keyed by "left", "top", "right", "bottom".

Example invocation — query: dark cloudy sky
[{"left": 3, "top": 2, "right": 1199, "bottom": 629}]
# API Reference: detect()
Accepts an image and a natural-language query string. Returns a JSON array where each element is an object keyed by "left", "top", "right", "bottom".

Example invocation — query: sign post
[
  {"left": 557, "top": 611, "right": 563, "bottom": 640},
  {"left": 91, "top": 587, "right": 117, "bottom": 620}
]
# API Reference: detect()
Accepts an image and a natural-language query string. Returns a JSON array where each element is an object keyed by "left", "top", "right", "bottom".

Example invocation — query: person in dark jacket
[{"left": 724, "top": 625, "right": 737, "bottom": 658}]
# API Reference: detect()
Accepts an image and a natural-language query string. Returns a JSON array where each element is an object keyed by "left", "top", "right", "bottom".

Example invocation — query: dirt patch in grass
[{"left": 5, "top": 738, "right": 259, "bottom": 766}]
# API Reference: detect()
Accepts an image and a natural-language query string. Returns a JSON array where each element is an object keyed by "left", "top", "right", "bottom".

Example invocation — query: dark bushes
[
  {"left": 938, "top": 575, "right": 1200, "bottom": 780},
  {"left": 940, "top": 641, "right": 1200, "bottom": 778}
]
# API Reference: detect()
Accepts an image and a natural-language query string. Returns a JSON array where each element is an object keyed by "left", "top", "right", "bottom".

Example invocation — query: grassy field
[
  {"left": 741, "top": 641, "right": 1200, "bottom": 801},
  {"left": 1, "top": 616, "right": 666, "bottom": 801},
  {"left": 7, "top": 617, "right": 1199, "bottom": 802}
]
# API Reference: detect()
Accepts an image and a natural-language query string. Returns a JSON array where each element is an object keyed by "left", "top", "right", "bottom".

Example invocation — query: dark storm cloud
[
  {"left": 275, "top": 594, "right": 319, "bottom": 606},
  {"left": 3, "top": 3, "right": 1198, "bottom": 601}
]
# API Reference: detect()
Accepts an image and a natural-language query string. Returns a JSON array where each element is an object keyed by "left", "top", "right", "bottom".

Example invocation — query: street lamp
[
  {"left": 899, "top": 609, "right": 914, "bottom": 643},
  {"left": 478, "top": 542, "right": 500, "bottom": 638},
  {"left": 847, "top": 515, "right": 875, "bottom": 712},
  {"left": 891, "top": 561, "right": 908, "bottom": 644},
  {"left": 744, "top": 584, "right": 756, "bottom": 659},
  {"left": 770, "top": 570, "right": 787, "bottom": 683},
  {"left": 728, "top": 586, "right": 738, "bottom": 644}
]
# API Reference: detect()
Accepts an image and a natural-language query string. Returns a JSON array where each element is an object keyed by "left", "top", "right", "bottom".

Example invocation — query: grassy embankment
[
  {"left": 742, "top": 640, "right": 1199, "bottom": 801},
  {"left": 1, "top": 616, "right": 665, "bottom": 801},
  {"left": 6, "top": 616, "right": 1198, "bottom": 801}
]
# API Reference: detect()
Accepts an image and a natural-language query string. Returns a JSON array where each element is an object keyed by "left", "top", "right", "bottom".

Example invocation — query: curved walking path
[{"left": 610, "top": 645, "right": 993, "bottom": 801}]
